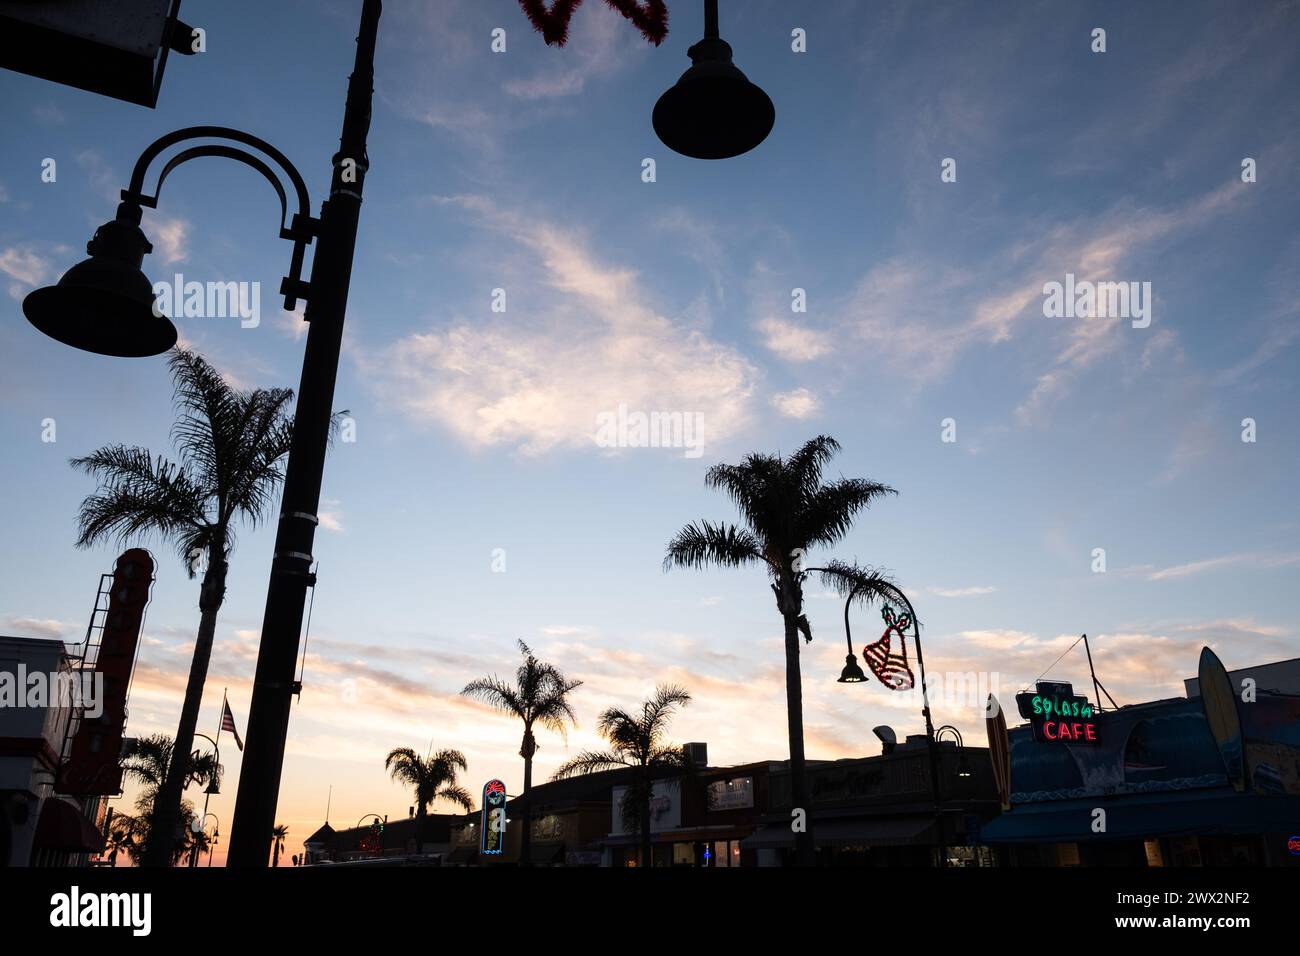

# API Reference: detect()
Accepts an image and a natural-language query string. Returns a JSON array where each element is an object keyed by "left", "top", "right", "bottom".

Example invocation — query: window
[{"left": 712, "top": 840, "right": 729, "bottom": 867}]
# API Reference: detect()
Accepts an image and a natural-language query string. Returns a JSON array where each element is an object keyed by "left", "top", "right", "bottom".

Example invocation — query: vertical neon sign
[{"left": 480, "top": 779, "right": 507, "bottom": 855}]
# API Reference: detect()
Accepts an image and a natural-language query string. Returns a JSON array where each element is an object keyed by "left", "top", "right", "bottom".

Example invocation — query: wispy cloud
[
  {"left": 0, "top": 246, "right": 51, "bottom": 299},
  {"left": 927, "top": 585, "right": 997, "bottom": 598},
  {"left": 361, "top": 195, "right": 759, "bottom": 456},
  {"left": 1147, "top": 551, "right": 1300, "bottom": 581}
]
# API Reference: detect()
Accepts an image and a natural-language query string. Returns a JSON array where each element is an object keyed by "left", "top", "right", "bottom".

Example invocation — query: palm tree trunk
[
  {"left": 519, "top": 725, "right": 534, "bottom": 867},
  {"left": 414, "top": 804, "right": 425, "bottom": 856},
  {"left": 141, "top": 553, "right": 227, "bottom": 867},
  {"left": 781, "top": 586, "right": 816, "bottom": 866}
]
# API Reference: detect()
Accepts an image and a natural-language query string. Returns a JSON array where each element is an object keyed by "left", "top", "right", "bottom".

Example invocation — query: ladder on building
[{"left": 56, "top": 572, "right": 114, "bottom": 770}]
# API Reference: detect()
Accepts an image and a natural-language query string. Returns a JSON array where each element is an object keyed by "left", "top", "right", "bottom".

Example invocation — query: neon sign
[
  {"left": 1016, "top": 682, "right": 1100, "bottom": 745},
  {"left": 480, "top": 779, "right": 508, "bottom": 855}
]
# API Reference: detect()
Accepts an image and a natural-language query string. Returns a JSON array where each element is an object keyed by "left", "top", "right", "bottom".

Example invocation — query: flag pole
[{"left": 216, "top": 688, "right": 227, "bottom": 743}]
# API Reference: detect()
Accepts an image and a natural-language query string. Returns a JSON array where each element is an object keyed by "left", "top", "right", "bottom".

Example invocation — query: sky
[{"left": 1, "top": 0, "right": 1298, "bottom": 865}]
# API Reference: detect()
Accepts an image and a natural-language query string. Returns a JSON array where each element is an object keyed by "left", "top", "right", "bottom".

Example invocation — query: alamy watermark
[
  {"left": 152, "top": 273, "right": 261, "bottom": 328},
  {"left": 1042, "top": 273, "right": 1151, "bottom": 328},
  {"left": 0, "top": 666, "right": 103, "bottom": 718},
  {"left": 595, "top": 404, "right": 704, "bottom": 459}
]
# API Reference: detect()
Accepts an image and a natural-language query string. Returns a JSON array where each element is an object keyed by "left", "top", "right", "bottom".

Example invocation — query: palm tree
[
  {"left": 552, "top": 685, "right": 692, "bottom": 868},
  {"left": 461, "top": 640, "right": 582, "bottom": 864},
  {"left": 664, "top": 435, "right": 896, "bottom": 866},
  {"left": 384, "top": 747, "right": 474, "bottom": 856},
  {"left": 271, "top": 824, "right": 288, "bottom": 867},
  {"left": 71, "top": 349, "right": 296, "bottom": 867},
  {"left": 103, "top": 814, "right": 139, "bottom": 867},
  {"left": 118, "top": 733, "right": 218, "bottom": 866}
]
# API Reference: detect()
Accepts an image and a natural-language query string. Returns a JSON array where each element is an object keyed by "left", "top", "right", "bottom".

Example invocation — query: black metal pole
[
  {"left": 227, "top": 0, "right": 381, "bottom": 867},
  {"left": 911, "top": 625, "right": 947, "bottom": 867}
]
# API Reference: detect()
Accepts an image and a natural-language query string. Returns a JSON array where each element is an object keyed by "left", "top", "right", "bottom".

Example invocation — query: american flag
[{"left": 221, "top": 696, "right": 244, "bottom": 752}]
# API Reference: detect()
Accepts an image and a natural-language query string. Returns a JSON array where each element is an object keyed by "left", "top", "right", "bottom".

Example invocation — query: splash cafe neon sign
[{"left": 1015, "top": 681, "right": 1100, "bottom": 745}]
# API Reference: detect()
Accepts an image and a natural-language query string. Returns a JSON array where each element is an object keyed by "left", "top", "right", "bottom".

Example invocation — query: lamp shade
[
  {"left": 653, "top": 35, "right": 774, "bottom": 160},
  {"left": 838, "top": 653, "right": 868, "bottom": 684},
  {"left": 23, "top": 203, "right": 175, "bottom": 357}
]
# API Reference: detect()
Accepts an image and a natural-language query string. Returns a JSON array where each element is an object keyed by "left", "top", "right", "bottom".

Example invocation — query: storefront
[
  {"left": 743, "top": 741, "right": 1000, "bottom": 867},
  {"left": 980, "top": 651, "right": 1300, "bottom": 866}
]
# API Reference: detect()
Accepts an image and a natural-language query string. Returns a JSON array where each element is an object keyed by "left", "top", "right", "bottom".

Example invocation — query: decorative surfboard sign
[
  {"left": 986, "top": 694, "right": 1011, "bottom": 810},
  {"left": 480, "top": 779, "right": 509, "bottom": 855},
  {"left": 1197, "top": 646, "right": 1246, "bottom": 792}
]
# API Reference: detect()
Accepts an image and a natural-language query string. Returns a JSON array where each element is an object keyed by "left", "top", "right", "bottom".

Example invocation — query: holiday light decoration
[
  {"left": 517, "top": 0, "right": 669, "bottom": 47},
  {"left": 358, "top": 820, "right": 384, "bottom": 856},
  {"left": 862, "top": 605, "right": 916, "bottom": 691}
]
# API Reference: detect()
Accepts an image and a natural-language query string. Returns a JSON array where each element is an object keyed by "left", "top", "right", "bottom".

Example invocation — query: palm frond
[
  {"left": 551, "top": 750, "right": 631, "bottom": 780},
  {"left": 800, "top": 478, "right": 897, "bottom": 548},
  {"left": 436, "top": 785, "right": 474, "bottom": 811},
  {"left": 461, "top": 676, "right": 524, "bottom": 719},
  {"left": 71, "top": 446, "right": 208, "bottom": 559},
  {"left": 787, "top": 435, "right": 842, "bottom": 492},
  {"left": 663, "top": 520, "right": 768, "bottom": 572}
]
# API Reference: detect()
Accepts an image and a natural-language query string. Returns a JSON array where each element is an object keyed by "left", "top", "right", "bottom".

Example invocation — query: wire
[
  {"left": 295, "top": 561, "right": 318, "bottom": 704},
  {"left": 1020, "top": 634, "right": 1085, "bottom": 693}
]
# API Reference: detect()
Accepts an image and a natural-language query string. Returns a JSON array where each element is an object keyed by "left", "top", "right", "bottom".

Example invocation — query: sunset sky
[{"left": 2, "top": 0, "right": 1298, "bottom": 864}]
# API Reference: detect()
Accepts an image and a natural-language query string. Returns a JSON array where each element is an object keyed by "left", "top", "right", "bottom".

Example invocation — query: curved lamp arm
[{"left": 119, "top": 126, "right": 320, "bottom": 311}]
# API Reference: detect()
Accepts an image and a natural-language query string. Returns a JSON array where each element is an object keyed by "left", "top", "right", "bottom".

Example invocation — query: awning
[
  {"left": 527, "top": 842, "right": 565, "bottom": 864},
  {"left": 33, "top": 797, "right": 104, "bottom": 853},
  {"left": 741, "top": 816, "right": 935, "bottom": 850},
  {"left": 979, "top": 792, "right": 1300, "bottom": 844},
  {"left": 445, "top": 845, "right": 478, "bottom": 864}
]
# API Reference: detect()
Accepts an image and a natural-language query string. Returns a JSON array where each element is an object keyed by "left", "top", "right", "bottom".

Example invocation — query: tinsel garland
[{"left": 517, "top": 0, "right": 669, "bottom": 47}]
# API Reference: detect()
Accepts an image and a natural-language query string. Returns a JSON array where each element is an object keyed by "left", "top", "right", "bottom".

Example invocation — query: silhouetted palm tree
[
  {"left": 552, "top": 685, "right": 692, "bottom": 868},
  {"left": 461, "top": 640, "right": 581, "bottom": 863},
  {"left": 118, "top": 733, "right": 218, "bottom": 865},
  {"left": 103, "top": 814, "right": 139, "bottom": 866},
  {"left": 271, "top": 824, "right": 288, "bottom": 867},
  {"left": 384, "top": 747, "right": 474, "bottom": 856},
  {"left": 664, "top": 436, "right": 895, "bottom": 866},
  {"left": 71, "top": 349, "right": 296, "bottom": 867}
]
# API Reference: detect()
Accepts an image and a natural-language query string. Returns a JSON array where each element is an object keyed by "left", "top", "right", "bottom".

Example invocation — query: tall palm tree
[
  {"left": 72, "top": 349, "right": 296, "bottom": 867},
  {"left": 271, "top": 824, "right": 288, "bottom": 867},
  {"left": 664, "top": 435, "right": 896, "bottom": 866},
  {"left": 118, "top": 733, "right": 218, "bottom": 866},
  {"left": 384, "top": 747, "right": 474, "bottom": 857},
  {"left": 552, "top": 685, "right": 692, "bottom": 868},
  {"left": 461, "top": 640, "right": 582, "bottom": 864}
]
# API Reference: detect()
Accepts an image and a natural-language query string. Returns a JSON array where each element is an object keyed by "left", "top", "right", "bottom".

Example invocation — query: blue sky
[{"left": 2, "top": 0, "right": 1298, "bottom": 859}]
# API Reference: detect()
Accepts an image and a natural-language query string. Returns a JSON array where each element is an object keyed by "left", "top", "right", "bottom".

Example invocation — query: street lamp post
[
  {"left": 228, "top": 0, "right": 382, "bottom": 869},
  {"left": 834, "top": 579, "right": 949, "bottom": 867},
  {"left": 21, "top": 0, "right": 383, "bottom": 868},
  {"left": 189, "top": 732, "right": 221, "bottom": 867}
]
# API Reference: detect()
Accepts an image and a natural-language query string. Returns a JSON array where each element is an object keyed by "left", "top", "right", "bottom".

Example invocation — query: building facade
[{"left": 0, "top": 635, "right": 106, "bottom": 867}]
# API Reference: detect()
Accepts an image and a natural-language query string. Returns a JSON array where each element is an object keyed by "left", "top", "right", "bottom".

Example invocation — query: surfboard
[
  {"left": 986, "top": 694, "right": 1011, "bottom": 810},
  {"left": 1198, "top": 646, "right": 1246, "bottom": 792}
]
